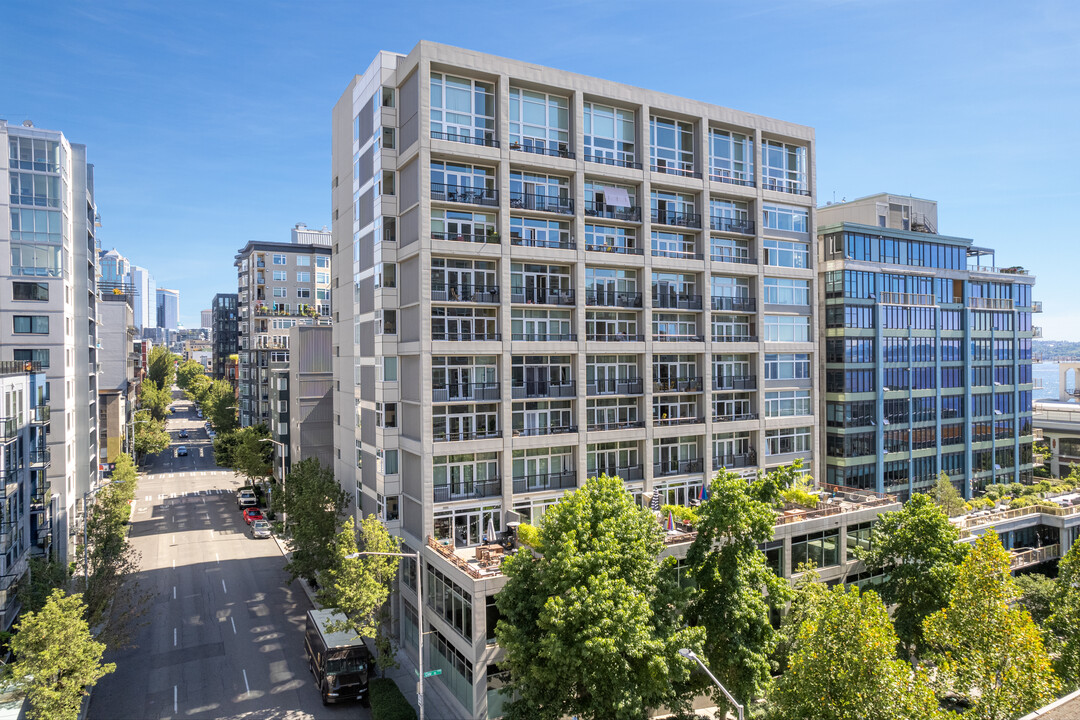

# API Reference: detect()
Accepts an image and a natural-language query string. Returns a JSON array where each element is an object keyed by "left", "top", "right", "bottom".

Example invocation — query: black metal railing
[
  {"left": 652, "top": 333, "right": 705, "bottom": 342},
  {"left": 587, "top": 378, "right": 644, "bottom": 396},
  {"left": 650, "top": 164, "right": 702, "bottom": 179},
  {"left": 431, "top": 231, "right": 501, "bottom": 244},
  {"left": 762, "top": 179, "right": 811, "bottom": 196},
  {"left": 583, "top": 155, "right": 642, "bottom": 170},
  {"left": 652, "top": 292, "right": 702, "bottom": 310},
  {"left": 0, "top": 418, "right": 16, "bottom": 443},
  {"left": 713, "top": 452, "right": 756, "bottom": 470},
  {"left": 431, "top": 183, "right": 499, "bottom": 207},
  {"left": 510, "top": 287, "right": 576, "bottom": 305},
  {"left": 511, "top": 332, "right": 577, "bottom": 342},
  {"left": 585, "top": 289, "right": 643, "bottom": 308},
  {"left": 586, "top": 333, "right": 645, "bottom": 342},
  {"left": 585, "top": 243, "right": 644, "bottom": 255},
  {"left": 651, "top": 249, "right": 704, "bottom": 261},
  {"left": 654, "top": 415, "right": 705, "bottom": 427},
  {"left": 710, "top": 216, "right": 755, "bottom": 234},
  {"left": 31, "top": 405, "right": 50, "bottom": 424},
  {"left": 511, "top": 381, "right": 576, "bottom": 399},
  {"left": 433, "top": 428, "right": 502, "bottom": 443},
  {"left": 654, "top": 458, "right": 704, "bottom": 476},
  {"left": 712, "top": 375, "right": 757, "bottom": 391},
  {"left": 710, "top": 252, "right": 756, "bottom": 265},
  {"left": 651, "top": 209, "right": 702, "bottom": 228},
  {"left": 509, "top": 192, "right": 574, "bottom": 214},
  {"left": 0, "top": 360, "right": 42, "bottom": 374},
  {"left": 509, "top": 235, "right": 576, "bottom": 250},
  {"left": 584, "top": 201, "right": 642, "bottom": 222},
  {"left": 509, "top": 142, "right": 574, "bottom": 159},
  {"left": 653, "top": 377, "right": 704, "bottom": 393},
  {"left": 432, "top": 332, "right": 502, "bottom": 342},
  {"left": 590, "top": 464, "right": 644, "bottom": 481},
  {"left": 588, "top": 419, "right": 645, "bottom": 431},
  {"left": 431, "top": 284, "right": 500, "bottom": 303},
  {"left": 712, "top": 411, "right": 759, "bottom": 423},
  {"left": 711, "top": 296, "right": 756, "bottom": 312},
  {"left": 712, "top": 334, "right": 758, "bottom": 343},
  {"left": 430, "top": 130, "right": 499, "bottom": 148},
  {"left": 432, "top": 383, "right": 501, "bottom": 403},
  {"left": 513, "top": 470, "right": 578, "bottom": 493},
  {"left": 433, "top": 478, "right": 502, "bottom": 503},
  {"left": 710, "top": 173, "right": 755, "bottom": 187},
  {"left": 30, "top": 449, "right": 51, "bottom": 467},
  {"left": 512, "top": 425, "right": 578, "bottom": 437}
]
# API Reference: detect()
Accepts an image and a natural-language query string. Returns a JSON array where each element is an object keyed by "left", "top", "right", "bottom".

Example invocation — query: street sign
[{"left": 424, "top": 669, "right": 442, "bottom": 677}]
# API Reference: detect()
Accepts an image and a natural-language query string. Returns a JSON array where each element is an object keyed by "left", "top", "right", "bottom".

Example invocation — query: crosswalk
[
  {"left": 145, "top": 488, "right": 234, "bottom": 501},
  {"left": 153, "top": 471, "right": 236, "bottom": 478}
]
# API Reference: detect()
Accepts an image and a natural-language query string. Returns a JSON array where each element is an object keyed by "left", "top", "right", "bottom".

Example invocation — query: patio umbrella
[
  {"left": 666, "top": 510, "right": 676, "bottom": 531},
  {"left": 650, "top": 488, "right": 662, "bottom": 511},
  {"left": 699, "top": 482, "right": 710, "bottom": 503},
  {"left": 486, "top": 515, "right": 497, "bottom": 544}
]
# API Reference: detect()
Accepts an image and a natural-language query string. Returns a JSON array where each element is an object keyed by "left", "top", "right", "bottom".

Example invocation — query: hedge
[{"left": 370, "top": 678, "right": 417, "bottom": 720}]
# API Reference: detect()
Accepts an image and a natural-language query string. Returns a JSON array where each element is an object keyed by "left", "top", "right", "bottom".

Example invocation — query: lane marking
[
  {"left": 210, "top": 529, "right": 214, "bottom": 538},
  {"left": 231, "top": 617, "right": 237, "bottom": 634},
  {"left": 174, "top": 628, "right": 177, "bottom": 647},
  {"left": 172, "top": 535, "right": 175, "bottom": 545},
  {"left": 173, "top": 586, "right": 176, "bottom": 600},
  {"left": 173, "top": 686, "right": 177, "bottom": 713},
  {"left": 172, "top": 559, "right": 175, "bottom": 570},
  {"left": 216, "top": 553, "right": 220, "bottom": 564},
  {"left": 222, "top": 579, "right": 227, "bottom": 594},
  {"left": 242, "top": 668, "right": 250, "bottom": 695}
]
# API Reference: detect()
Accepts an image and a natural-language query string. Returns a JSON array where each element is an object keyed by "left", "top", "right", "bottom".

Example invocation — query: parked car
[
  {"left": 250, "top": 519, "right": 272, "bottom": 539},
  {"left": 243, "top": 508, "right": 265, "bottom": 525},
  {"left": 236, "top": 490, "right": 257, "bottom": 509},
  {"left": 197, "top": 410, "right": 203, "bottom": 418},
  {"left": 176, "top": 446, "right": 188, "bottom": 457},
  {"left": 178, "top": 430, "right": 189, "bottom": 439},
  {"left": 207, "top": 430, "right": 216, "bottom": 439}
]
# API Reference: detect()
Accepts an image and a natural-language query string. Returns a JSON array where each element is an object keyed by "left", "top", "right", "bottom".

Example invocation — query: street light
[
  {"left": 83, "top": 479, "right": 128, "bottom": 590},
  {"left": 259, "top": 438, "right": 287, "bottom": 530},
  {"left": 345, "top": 549, "right": 426, "bottom": 720},
  {"left": 678, "top": 648, "right": 744, "bottom": 720}
]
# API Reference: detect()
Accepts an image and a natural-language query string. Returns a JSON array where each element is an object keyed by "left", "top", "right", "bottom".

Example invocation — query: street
[{"left": 88, "top": 388, "right": 367, "bottom": 720}]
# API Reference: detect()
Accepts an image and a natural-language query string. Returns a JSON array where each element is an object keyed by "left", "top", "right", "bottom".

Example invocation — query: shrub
[
  {"left": 660, "top": 504, "right": 699, "bottom": 526},
  {"left": 370, "top": 678, "right": 417, "bottom": 720},
  {"left": 516, "top": 522, "right": 541, "bottom": 549}
]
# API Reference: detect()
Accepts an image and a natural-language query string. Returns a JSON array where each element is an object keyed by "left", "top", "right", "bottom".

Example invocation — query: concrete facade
[
  {"left": 97, "top": 286, "right": 138, "bottom": 464},
  {"left": 269, "top": 325, "right": 334, "bottom": 477},
  {"left": 817, "top": 194, "right": 1036, "bottom": 499},
  {"left": 332, "top": 42, "right": 820, "bottom": 718}
]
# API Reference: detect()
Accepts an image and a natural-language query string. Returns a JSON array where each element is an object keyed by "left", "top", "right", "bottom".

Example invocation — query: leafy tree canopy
[
  {"left": 138, "top": 379, "right": 171, "bottom": 423},
  {"left": 933, "top": 471, "right": 969, "bottom": 517},
  {"left": 274, "top": 458, "right": 351, "bottom": 585},
  {"left": 146, "top": 345, "right": 177, "bottom": 388},
  {"left": 319, "top": 515, "right": 400, "bottom": 645},
  {"left": 1047, "top": 541, "right": 1080, "bottom": 691},
  {"left": 132, "top": 409, "right": 169, "bottom": 460},
  {"left": 175, "top": 359, "right": 206, "bottom": 391}
]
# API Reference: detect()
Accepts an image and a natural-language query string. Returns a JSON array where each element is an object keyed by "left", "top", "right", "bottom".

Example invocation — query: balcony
[
  {"left": 30, "top": 449, "right": 51, "bottom": 468},
  {"left": 512, "top": 381, "right": 576, "bottom": 400},
  {"left": 430, "top": 130, "right": 499, "bottom": 148},
  {"left": 0, "top": 360, "right": 43, "bottom": 374},
  {"left": 432, "top": 383, "right": 501, "bottom": 403},
  {"left": 0, "top": 418, "right": 16, "bottom": 443},
  {"left": 585, "top": 241, "right": 644, "bottom": 256},
  {"left": 511, "top": 332, "right": 577, "bottom": 342},
  {"left": 513, "top": 470, "right": 577, "bottom": 494},
  {"left": 512, "top": 424, "right": 578, "bottom": 438},
  {"left": 584, "top": 201, "right": 641, "bottom": 222},
  {"left": 713, "top": 452, "right": 756, "bottom": 470},
  {"left": 762, "top": 179, "right": 811, "bottom": 197},
  {"left": 432, "top": 284, "right": 500, "bottom": 304},
  {"left": 588, "top": 419, "right": 645, "bottom": 432},
  {"left": 650, "top": 163, "right": 702, "bottom": 179},
  {"left": 1033, "top": 326, "right": 1043, "bottom": 338},
  {"left": 713, "top": 334, "right": 758, "bottom": 344},
  {"left": 585, "top": 289, "right": 643, "bottom": 308},
  {"left": 510, "top": 234, "right": 576, "bottom": 251},
  {"left": 651, "top": 209, "right": 702, "bottom": 229},
  {"left": 586, "top": 333, "right": 645, "bottom": 342},
  {"left": 256, "top": 260, "right": 266, "bottom": 268},
  {"left": 968, "top": 297, "right": 1014, "bottom": 310},
  {"left": 712, "top": 375, "right": 757, "bottom": 391},
  {"left": 654, "top": 458, "right": 704, "bottom": 477},
  {"left": 510, "top": 192, "right": 574, "bottom": 215},
  {"left": 652, "top": 292, "right": 702, "bottom": 310},
  {"left": 712, "top": 411, "right": 758, "bottom": 424},
  {"left": 432, "top": 331, "right": 502, "bottom": 342},
  {"left": 509, "top": 141, "right": 573, "bottom": 159},
  {"left": 433, "top": 478, "right": 501, "bottom": 503},
  {"left": 31, "top": 405, "right": 50, "bottom": 425},
  {"left": 652, "top": 248, "right": 704, "bottom": 261},
  {"left": 653, "top": 332, "right": 704, "bottom": 343},
  {"left": 431, "top": 184, "right": 499, "bottom": 207},
  {"left": 433, "top": 428, "right": 502, "bottom": 443},
  {"left": 583, "top": 155, "right": 642, "bottom": 170},
  {"left": 709, "top": 170, "right": 755, "bottom": 187},
  {"left": 654, "top": 377, "right": 703, "bottom": 393},
  {"left": 711, "top": 251, "right": 756, "bottom": 265},
  {"left": 654, "top": 414, "right": 704, "bottom": 427},
  {"left": 711, "top": 296, "right": 756, "bottom": 312},
  {"left": 1033, "top": 301, "right": 1043, "bottom": 313},
  {"left": 587, "top": 378, "right": 644, "bottom": 396},
  {"left": 510, "top": 287, "right": 576, "bottom": 306},
  {"left": 431, "top": 231, "right": 501, "bottom": 244},
  {"left": 590, "top": 464, "right": 644, "bottom": 481},
  {"left": 710, "top": 216, "right": 756, "bottom": 234}
]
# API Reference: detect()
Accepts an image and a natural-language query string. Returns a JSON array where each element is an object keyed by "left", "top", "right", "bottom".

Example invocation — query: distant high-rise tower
[
  {"left": 156, "top": 287, "right": 180, "bottom": 330},
  {"left": 200, "top": 309, "right": 213, "bottom": 329},
  {"left": 129, "top": 265, "right": 156, "bottom": 330}
]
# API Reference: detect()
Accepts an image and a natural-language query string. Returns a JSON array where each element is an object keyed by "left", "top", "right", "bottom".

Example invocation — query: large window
[
  {"left": 583, "top": 102, "right": 636, "bottom": 166},
  {"left": 766, "top": 426, "right": 812, "bottom": 455},
  {"left": 10, "top": 243, "right": 62, "bottom": 276},
  {"left": 430, "top": 73, "right": 495, "bottom": 145},
  {"left": 8, "top": 136, "right": 60, "bottom": 172},
  {"left": 509, "top": 88, "right": 570, "bottom": 156},
  {"left": 765, "top": 390, "right": 812, "bottom": 418},
  {"left": 425, "top": 565, "right": 473, "bottom": 641},
  {"left": 429, "top": 627, "right": 475, "bottom": 712},
  {"left": 764, "top": 315, "right": 810, "bottom": 342},
  {"left": 763, "top": 239, "right": 809, "bottom": 268},
  {"left": 13, "top": 349, "right": 49, "bottom": 368},
  {"left": 12, "top": 282, "right": 48, "bottom": 301},
  {"left": 761, "top": 139, "right": 808, "bottom": 195},
  {"left": 650, "top": 116, "right": 695, "bottom": 176},
  {"left": 709, "top": 129, "right": 754, "bottom": 185},
  {"left": 13, "top": 315, "right": 48, "bottom": 334},
  {"left": 10, "top": 209, "right": 62, "bottom": 244},
  {"left": 762, "top": 204, "right": 808, "bottom": 233},
  {"left": 792, "top": 529, "right": 840, "bottom": 569},
  {"left": 764, "top": 353, "right": 810, "bottom": 380},
  {"left": 431, "top": 209, "right": 497, "bottom": 242},
  {"left": 763, "top": 277, "right": 810, "bottom": 306},
  {"left": 9, "top": 172, "right": 61, "bottom": 208}
]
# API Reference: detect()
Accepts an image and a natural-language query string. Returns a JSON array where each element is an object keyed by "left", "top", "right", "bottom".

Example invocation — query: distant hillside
[{"left": 1034, "top": 340, "right": 1080, "bottom": 361}]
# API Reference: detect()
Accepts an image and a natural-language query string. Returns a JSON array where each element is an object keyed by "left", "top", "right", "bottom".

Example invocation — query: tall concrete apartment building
[
  {"left": 211, "top": 292, "right": 238, "bottom": 381},
  {"left": 156, "top": 287, "right": 180, "bottom": 330},
  {"left": 129, "top": 264, "right": 155, "bottom": 331},
  {"left": 332, "top": 42, "right": 819, "bottom": 717},
  {"left": 267, "top": 325, "right": 334, "bottom": 477},
  {"left": 234, "top": 230, "right": 331, "bottom": 430},
  {"left": 2, "top": 119, "right": 101, "bottom": 563},
  {"left": 818, "top": 194, "right": 1037, "bottom": 499},
  {"left": 97, "top": 282, "right": 138, "bottom": 464}
]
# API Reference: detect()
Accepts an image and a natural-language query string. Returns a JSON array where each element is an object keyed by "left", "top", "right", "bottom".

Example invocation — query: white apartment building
[
  {"left": 1, "top": 120, "right": 101, "bottom": 563},
  {"left": 332, "top": 42, "right": 818, "bottom": 717}
]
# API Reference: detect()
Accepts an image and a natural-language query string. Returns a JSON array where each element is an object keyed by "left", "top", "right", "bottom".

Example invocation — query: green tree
[
  {"left": 933, "top": 471, "right": 969, "bottom": 517},
  {"left": 146, "top": 345, "right": 177, "bottom": 388},
  {"left": 318, "top": 515, "right": 400, "bottom": 670},
  {"left": 496, "top": 474, "right": 703, "bottom": 720},
  {"left": 219, "top": 425, "right": 272, "bottom": 485},
  {"left": 1015, "top": 572, "right": 1058, "bottom": 627},
  {"left": 138, "top": 380, "right": 171, "bottom": 422},
  {"left": 9, "top": 590, "right": 116, "bottom": 720},
  {"left": 769, "top": 584, "right": 942, "bottom": 720},
  {"left": 772, "top": 563, "right": 829, "bottom": 677},
  {"left": 175, "top": 359, "right": 205, "bottom": 390},
  {"left": 203, "top": 378, "right": 237, "bottom": 432},
  {"left": 18, "top": 557, "right": 70, "bottom": 614},
  {"left": 1048, "top": 542, "right": 1080, "bottom": 690},
  {"left": 858, "top": 492, "right": 968, "bottom": 657},
  {"left": 274, "top": 458, "right": 350, "bottom": 585},
  {"left": 185, "top": 373, "right": 212, "bottom": 407},
  {"left": 684, "top": 464, "right": 798, "bottom": 713},
  {"left": 923, "top": 530, "right": 1059, "bottom": 719},
  {"left": 132, "top": 409, "right": 169, "bottom": 461}
]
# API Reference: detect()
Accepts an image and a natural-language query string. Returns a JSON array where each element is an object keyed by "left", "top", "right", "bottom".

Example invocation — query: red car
[{"left": 243, "top": 508, "right": 264, "bottom": 525}]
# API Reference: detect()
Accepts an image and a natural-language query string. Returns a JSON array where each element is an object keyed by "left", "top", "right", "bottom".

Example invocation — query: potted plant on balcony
[
  {"left": 510, "top": 141, "right": 522, "bottom": 151},
  {"left": 486, "top": 227, "right": 500, "bottom": 243}
]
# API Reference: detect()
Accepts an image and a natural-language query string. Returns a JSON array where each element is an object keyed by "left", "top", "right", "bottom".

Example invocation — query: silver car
[{"left": 250, "top": 520, "right": 272, "bottom": 539}]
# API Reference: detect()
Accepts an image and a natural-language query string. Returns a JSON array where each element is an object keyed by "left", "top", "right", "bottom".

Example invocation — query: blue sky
[{"left": 3, "top": 0, "right": 1078, "bottom": 337}]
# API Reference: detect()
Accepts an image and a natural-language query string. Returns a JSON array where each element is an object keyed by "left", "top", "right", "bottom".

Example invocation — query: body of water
[{"left": 1035, "top": 362, "right": 1068, "bottom": 400}]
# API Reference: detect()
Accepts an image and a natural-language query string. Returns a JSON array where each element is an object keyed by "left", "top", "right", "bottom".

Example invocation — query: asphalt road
[{"left": 88, "top": 388, "right": 367, "bottom": 720}]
